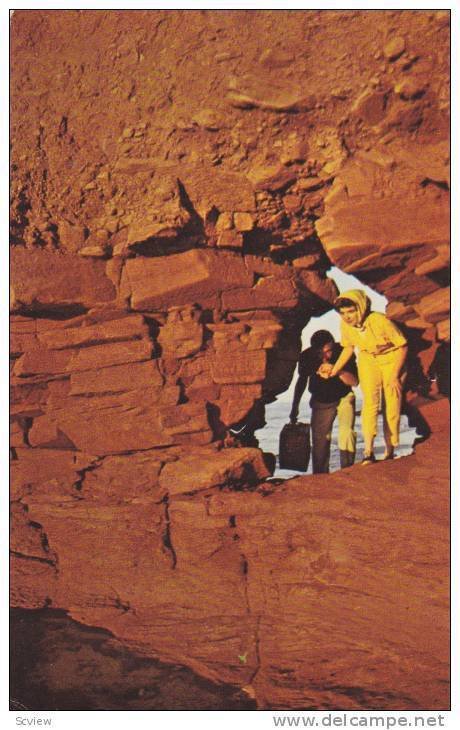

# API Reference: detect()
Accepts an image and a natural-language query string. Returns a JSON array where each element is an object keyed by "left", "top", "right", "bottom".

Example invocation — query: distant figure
[
  {"left": 322, "top": 290, "right": 408, "bottom": 465},
  {"left": 290, "top": 330, "right": 358, "bottom": 474}
]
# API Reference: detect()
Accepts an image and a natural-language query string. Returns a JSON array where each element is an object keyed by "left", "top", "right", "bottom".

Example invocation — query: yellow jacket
[{"left": 336, "top": 289, "right": 407, "bottom": 356}]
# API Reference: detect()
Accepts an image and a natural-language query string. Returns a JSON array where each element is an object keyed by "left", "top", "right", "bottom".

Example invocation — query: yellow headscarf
[{"left": 334, "top": 289, "right": 371, "bottom": 326}]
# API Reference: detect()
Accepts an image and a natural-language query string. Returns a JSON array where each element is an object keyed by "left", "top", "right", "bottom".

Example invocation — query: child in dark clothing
[{"left": 290, "top": 330, "right": 358, "bottom": 473}]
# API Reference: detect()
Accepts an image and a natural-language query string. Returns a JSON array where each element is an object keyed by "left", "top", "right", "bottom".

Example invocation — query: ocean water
[{"left": 256, "top": 389, "right": 417, "bottom": 479}]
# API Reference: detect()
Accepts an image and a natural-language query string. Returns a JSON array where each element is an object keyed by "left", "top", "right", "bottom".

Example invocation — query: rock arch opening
[{"left": 255, "top": 267, "right": 419, "bottom": 478}]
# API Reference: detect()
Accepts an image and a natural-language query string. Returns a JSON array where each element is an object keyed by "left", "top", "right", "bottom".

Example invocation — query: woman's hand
[
  {"left": 317, "top": 363, "right": 334, "bottom": 379},
  {"left": 387, "top": 375, "right": 402, "bottom": 396}
]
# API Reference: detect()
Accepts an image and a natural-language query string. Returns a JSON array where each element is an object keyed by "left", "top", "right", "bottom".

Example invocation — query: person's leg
[
  {"left": 381, "top": 361, "right": 406, "bottom": 455},
  {"left": 311, "top": 401, "right": 338, "bottom": 474},
  {"left": 381, "top": 401, "right": 393, "bottom": 457},
  {"left": 337, "top": 391, "right": 356, "bottom": 468},
  {"left": 358, "top": 352, "right": 382, "bottom": 459}
]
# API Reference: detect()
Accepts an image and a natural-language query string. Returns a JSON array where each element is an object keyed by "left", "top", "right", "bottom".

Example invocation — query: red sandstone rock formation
[
  {"left": 11, "top": 399, "right": 449, "bottom": 710},
  {"left": 10, "top": 9, "right": 450, "bottom": 710}
]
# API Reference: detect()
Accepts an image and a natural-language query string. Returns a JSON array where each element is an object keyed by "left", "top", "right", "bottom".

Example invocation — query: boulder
[
  {"left": 178, "top": 165, "right": 256, "bottom": 215},
  {"left": 159, "top": 446, "right": 272, "bottom": 496},
  {"left": 351, "top": 90, "right": 387, "bottom": 126},
  {"left": 37, "top": 314, "right": 149, "bottom": 350},
  {"left": 227, "top": 74, "right": 316, "bottom": 113},
  {"left": 211, "top": 350, "right": 267, "bottom": 385},
  {"left": 222, "top": 279, "right": 298, "bottom": 312},
  {"left": 216, "top": 230, "right": 244, "bottom": 249},
  {"left": 29, "top": 397, "right": 174, "bottom": 454},
  {"left": 69, "top": 360, "right": 163, "bottom": 396},
  {"left": 414, "top": 288, "right": 450, "bottom": 324},
  {"left": 122, "top": 249, "right": 253, "bottom": 311},
  {"left": 217, "top": 383, "right": 263, "bottom": 423},
  {"left": 247, "top": 164, "right": 298, "bottom": 193},
  {"left": 233, "top": 212, "right": 255, "bottom": 232},
  {"left": 13, "top": 348, "right": 72, "bottom": 377},
  {"left": 383, "top": 35, "right": 406, "bottom": 61},
  {"left": 316, "top": 195, "right": 449, "bottom": 266},
  {"left": 57, "top": 221, "right": 87, "bottom": 252},
  {"left": 11, "top": 249, "right": 116, "bottom": 312},
  {"left": 158, "top": 306, "right": 204, "bottom": 359},
  {"left": 67, "top": 339, "right": 153, "bottom": 372}
]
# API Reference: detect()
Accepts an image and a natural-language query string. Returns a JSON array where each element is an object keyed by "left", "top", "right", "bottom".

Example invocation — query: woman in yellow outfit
[{"left": 320, "top": 289, "right": 408, "bottom": 465}]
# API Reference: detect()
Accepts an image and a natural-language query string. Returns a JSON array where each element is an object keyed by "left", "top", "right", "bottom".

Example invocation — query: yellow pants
[
  {"left": 337, "top": 391, "right": 357, "bottom": 454},
  {"left": 358, "top": 351, "right": 405, "bottom": 449}
]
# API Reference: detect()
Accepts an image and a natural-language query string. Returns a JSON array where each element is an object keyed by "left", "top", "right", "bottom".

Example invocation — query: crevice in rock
[
  {"left": 30, "top": 525, "right": 58, "bottom": 575},
  {"left": 50, "top": 333, "right": 150, "bottom": 352},
  {"left": 425, "top": 268, "right": 450, "bottom": 288},
  {"left": 109, "top": 588, "right": 135, "bottom": 615},
  {"left": 248, "top": 614, "right": 262, "bottom": 689},
  {"left": 73, "top": 458, "right": 103, "bottom": 493},
  {"left": 161, "top": 495, "right": 177, "bottom": 569},
  {"left": 28, "top": 519, "right": 53, "bottom": 557},
  {"left": 12, "top": 304, "right": 89, "bottom": 320},
  {"left": 89, "top": 444, "right": 179, "bottom": 458},
  {"left": 176, "top": 378, "right": 189, "bottom": 404},
  {"left": 143, "top": 315, "right": 162, "bottom": 349},
  {"left": 10, "top": 550, "right": 57, "bottom": 568},
  {"left": 240, "top": 550, "right": 251, "bottom": 616},
  {"left": 206, "top": 402, "right": 227, "bottom": 441},
  {"left": 128, "top": 234, "right": 200, "bottom": 258},
  {"left": 271, "top": 233, "right": 331, "bottom": 267},
  {"left": 242, "top": 227, "right": 284, "bottom": 257},
  {"left": 10, "top": 188, "right": 31, "bottom": 246},
  {"left": 111, "top": 257, "right": 126, "bottom": 291},
  {"left": 16, "top": 417, "right": 33, "bottom": 447}
]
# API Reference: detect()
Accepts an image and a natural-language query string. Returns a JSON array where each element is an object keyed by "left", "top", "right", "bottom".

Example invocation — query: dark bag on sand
[{"left": 278, "top": 422, "right": 311, "bottom": 472}]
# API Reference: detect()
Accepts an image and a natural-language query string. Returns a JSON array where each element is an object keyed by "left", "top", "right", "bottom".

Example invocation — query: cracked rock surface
[{"left": 11, "top": 400, "right": 449, "bottom": 709}]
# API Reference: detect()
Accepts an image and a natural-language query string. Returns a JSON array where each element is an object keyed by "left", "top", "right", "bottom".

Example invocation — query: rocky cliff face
[
  {"left": 11, "top": 399, "right": 450, "bottom": 710},
  {"left": 10, "top": 10, "right": 450, "bottom": 710}
]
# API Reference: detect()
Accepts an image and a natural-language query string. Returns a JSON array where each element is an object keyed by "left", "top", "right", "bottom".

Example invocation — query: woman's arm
[
  {"left": 328, "top": 346, "right": 354, "bottom": 378},
  {"left": 338, "top": 369, "right": 358, "bottom": 387},
  {"left": 391, "top": 345, "right": 408, "bottom": 376},
  {"left": 387, "top": 345, "right": 408, "bottom": 394}
]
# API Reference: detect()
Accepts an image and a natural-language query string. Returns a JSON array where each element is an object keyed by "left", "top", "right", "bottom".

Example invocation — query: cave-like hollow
[{"left": 255, "top": 267, "right": 421, "bottom": 478}]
